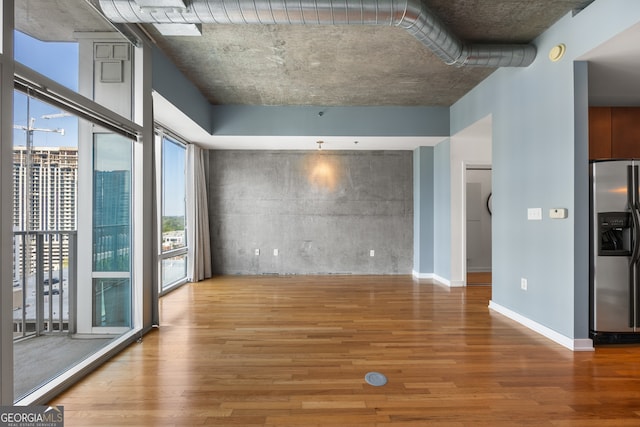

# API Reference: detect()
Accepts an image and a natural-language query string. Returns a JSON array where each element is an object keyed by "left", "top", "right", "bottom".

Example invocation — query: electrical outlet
[
  {"left": 255, "top": 249, "right": 260, "bottom": 256},
  {"left": 370, "top": 249, "right": 375, "bottom": 257},
  {"left": 521, "top": 278, "right": 528, "bottom": 291},
  {"left": 549, "top": 208, "right": 568, "bottom": 219},
  {"left": 273, "top": 249, "right": 279, "bottom": 256}
]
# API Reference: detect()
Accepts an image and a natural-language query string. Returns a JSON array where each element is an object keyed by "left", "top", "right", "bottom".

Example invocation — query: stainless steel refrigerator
[{"left": 590, "top": 160, "right": 640, "bottom": 344}]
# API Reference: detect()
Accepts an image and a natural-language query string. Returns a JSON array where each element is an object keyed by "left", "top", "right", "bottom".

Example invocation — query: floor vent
[{"left": 365, "top": 372, "right": 388, "bottom": 387}]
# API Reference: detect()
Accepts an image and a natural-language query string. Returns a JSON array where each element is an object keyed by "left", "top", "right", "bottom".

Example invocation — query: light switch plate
[
  {"left": 549, "top": 208, "right": 568, "bottom": 219},
  {"left": 527, "top": 208, "right": 542, "bottom": 221}
]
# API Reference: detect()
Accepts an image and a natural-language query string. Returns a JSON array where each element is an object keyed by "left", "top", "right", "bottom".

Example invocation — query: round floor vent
[{"left": 364, "top": 372, "right": 388, "bottom": 386}]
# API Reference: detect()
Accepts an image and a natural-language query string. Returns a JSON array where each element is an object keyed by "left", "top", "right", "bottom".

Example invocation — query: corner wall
[
  {"left": 151, "top": 46, "right": 211, "bottom": 133},
  {"left": 208, "top": 150, "right": 413, "bottom": 274},
  {"left": 450, "top": 0, "right": 640, "bottom": 344},
  {"left": 413, "top": 147, "right": 434, "bottom": 277},
  {"left": 433, "top": 140, "right": 451, "bottom": 282}
]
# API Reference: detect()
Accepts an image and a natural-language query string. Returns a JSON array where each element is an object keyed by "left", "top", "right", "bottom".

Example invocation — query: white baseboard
[
  {"left": 433, "top": 274, "right": 451, "bottom": 287},
  {"left": 412, "top": 270, "right": 433, "bottom": 280},
  {"left": 488, "top": 300, "right": 594, "bottom": 352},
  {"left": 467, "top": 267, "right": 491, "bottom": 273},
  {"left": 412, "top": 271, "right": 452, "bottom": 287}
]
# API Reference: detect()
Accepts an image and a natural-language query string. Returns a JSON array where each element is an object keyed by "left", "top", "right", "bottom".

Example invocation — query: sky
[
  {"left": 13, "top": 31, "right": 79, "bottom": 148},
  {"left": 14, "top": 30, "right": 186, "bottom": 217},
  {"left": 163, "top": 138, "right": 186, "bottom": 218}
]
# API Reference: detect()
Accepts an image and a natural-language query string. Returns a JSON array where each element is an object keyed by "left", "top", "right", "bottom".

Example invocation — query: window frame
[
  {"left": 156, "top": 131, "right": 189, "bottom": 294},
  {"left": 3, "top": 16, "right": 156, "bottom": 405}
]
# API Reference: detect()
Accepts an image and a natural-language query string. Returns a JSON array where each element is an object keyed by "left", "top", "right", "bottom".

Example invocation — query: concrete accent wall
[{"left": 208, "top": 150, "right": 413, "bottom": 275}]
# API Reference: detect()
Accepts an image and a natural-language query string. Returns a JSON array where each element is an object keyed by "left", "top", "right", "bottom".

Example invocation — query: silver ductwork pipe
[{"left": 98, "top": 0, "right": 537, "bottom": 67}]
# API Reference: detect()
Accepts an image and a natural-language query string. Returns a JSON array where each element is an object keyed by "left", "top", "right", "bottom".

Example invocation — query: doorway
[{"left": 466, "top": 167, "right": 492, "bottom": 285}]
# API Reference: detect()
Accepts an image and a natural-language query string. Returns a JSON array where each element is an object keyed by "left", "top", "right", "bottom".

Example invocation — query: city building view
[{"left": 12, "top": 146, "right": 77, "bottom": 280}]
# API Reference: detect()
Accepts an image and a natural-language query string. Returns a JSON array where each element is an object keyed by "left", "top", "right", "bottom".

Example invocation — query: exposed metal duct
[{"left": 98, "top": 0, "right": 537, "bottom": 67}]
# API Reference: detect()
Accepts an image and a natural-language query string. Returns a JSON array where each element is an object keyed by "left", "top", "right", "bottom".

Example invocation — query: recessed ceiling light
[{"left": 549, "top": 43, "right": 566, "bottom": 62}]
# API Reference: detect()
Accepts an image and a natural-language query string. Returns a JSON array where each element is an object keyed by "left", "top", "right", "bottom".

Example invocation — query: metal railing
[{"left": 12, "top": 231, "right": 77, "bottom": 340}]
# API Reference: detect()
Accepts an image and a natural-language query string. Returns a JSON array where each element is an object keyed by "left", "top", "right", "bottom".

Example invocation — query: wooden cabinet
[
  {"left": 589, "top": 107, "right": 640, "bottom": 160},
  {"left": 589, "top": 107, "right": 612, "bottom": 160},
  {"left": 612, "top": 107, "right": 640, "bottom": 158}
]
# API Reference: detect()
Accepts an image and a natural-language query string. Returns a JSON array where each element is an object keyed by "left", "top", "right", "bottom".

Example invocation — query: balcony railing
[{"left": 12, "top": 230, "right": 77, "bottom": 340}]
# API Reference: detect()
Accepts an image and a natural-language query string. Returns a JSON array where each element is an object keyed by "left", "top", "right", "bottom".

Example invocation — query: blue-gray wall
[
  {"left": 208, "top": 150, "right": 413, "bottom": 275},
  {"left": 573, "top": 61, "right": 590, "bottom": 339},
  {"left": 211, "top": 105, "right": 449, "bottom": 137},
  {"left": 413, "top": 147, "right": 434, "bottom": 275},
  {"left": 450, "top": 0, "right": 640, "bottom": 340},
  {"left": 413, "top": 141, "right": 450, "bottom": 281},
  {"left": 433, "top": 140, "right": 451, "bottom": 280},
  {"left": 151, "top": 46, "right": 212, "bottom": 133}
]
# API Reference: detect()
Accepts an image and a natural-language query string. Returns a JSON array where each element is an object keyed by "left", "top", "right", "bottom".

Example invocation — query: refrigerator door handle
[
  {"left": 632, "top": 165, "right": 640, "bottom": 329},
  {"left": 631, "top": 166, "right": 640, "bottom": 264},
  {"left": 630, "top": 263, "right": 636, "bottom": 328},
  {"left": 635, "top": 203, "right": 640, "bottom": 327},
  {"left": 631, "top": 203, "right": 640, "bottom": 265},
  {"left": 628, "top": 165, "right": 640, "bottom": 328},
  {"left": 631, "top": 204, "right": 640, "bottom": 328}
]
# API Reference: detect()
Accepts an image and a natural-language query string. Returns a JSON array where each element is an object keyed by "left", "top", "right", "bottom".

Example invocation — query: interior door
[{"left": 466, "top": 167, "right": 492, "bottom": 284}]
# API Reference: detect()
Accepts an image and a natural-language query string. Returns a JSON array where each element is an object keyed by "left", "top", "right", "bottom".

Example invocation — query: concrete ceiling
[
  {"left": 128, "top": 0, "right": 595, "bottom": 107},
  {"left": 17, "top": 0, "right": 594, "bottom": 107},
  {"left": 15, "top": 0, "right": 599, "bottom": 149}
]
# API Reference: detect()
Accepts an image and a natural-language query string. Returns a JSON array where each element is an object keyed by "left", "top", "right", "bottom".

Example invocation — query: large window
[
  {"left": 5, "top": 2, "right": 150, "bottom": 405},
  {"left": 159, "top": 136, "right": 187, "bottom": 291},
  {"left": 92, "top": 134, "right": 132, "bottom": 327}
]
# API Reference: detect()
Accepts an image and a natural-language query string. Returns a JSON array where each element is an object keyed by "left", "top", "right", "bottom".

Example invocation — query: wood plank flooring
[
  {"left": 51, "top": 275, "right": 640, "bottom": 426},
  {"left": 467, "top": 271, "right": 492, "bottom": 285}
]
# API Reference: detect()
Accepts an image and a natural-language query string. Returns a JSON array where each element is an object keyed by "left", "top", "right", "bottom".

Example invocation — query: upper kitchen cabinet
[
  {"left": 589, "top": 107, "right": 612, "bottom": 160},
  {"left": 589, "top": 107, "right": 640, "bottom": 160},
  {"left": 612, "top": 108, "right": 640, "bottom": 158}
]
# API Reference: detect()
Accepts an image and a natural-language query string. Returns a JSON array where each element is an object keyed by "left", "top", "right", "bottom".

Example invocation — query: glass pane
[
  {"left": 14, "top": 31, "right": 78, "bottom": 92},
  {"left": 13, "top": 91, "right": 76, "bottom": 151},
  {"left": 11, "top": 92, "right": 116, "bottom": 401},
  {"left": 162, "top": 138, "right": 186, "bottom": 252},
  {"left": 14, "top": 1, "right": 131, "bottom": 114},
  {"left": 93, "top": 278, "right": 131, "bottom": 327},
  {"left": 93, "top": 134, "right": 132, "bottom": 272},
  {"left": 12, "top": 92, "right": 79, "bottom": 341},
  {"left": 162, "top": 255, "right": 187, "bottom": 290}
]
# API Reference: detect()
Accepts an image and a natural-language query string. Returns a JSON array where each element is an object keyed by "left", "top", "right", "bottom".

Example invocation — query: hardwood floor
[
  {"left": 51, "top": 276, "right": 640, "bottom": 426},
  {"left": 467, "top": 271, "right": 492, "bottom": 285}
]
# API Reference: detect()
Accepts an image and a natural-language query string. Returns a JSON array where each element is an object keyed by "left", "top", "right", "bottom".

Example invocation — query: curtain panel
[{"left": 186, "top": 144, "right": 212, "bottom": 281}]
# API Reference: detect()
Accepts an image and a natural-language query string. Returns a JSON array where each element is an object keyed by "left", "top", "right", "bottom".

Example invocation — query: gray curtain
[{"left": 186, "top": 144, "right": 212, "bottom": 281}]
